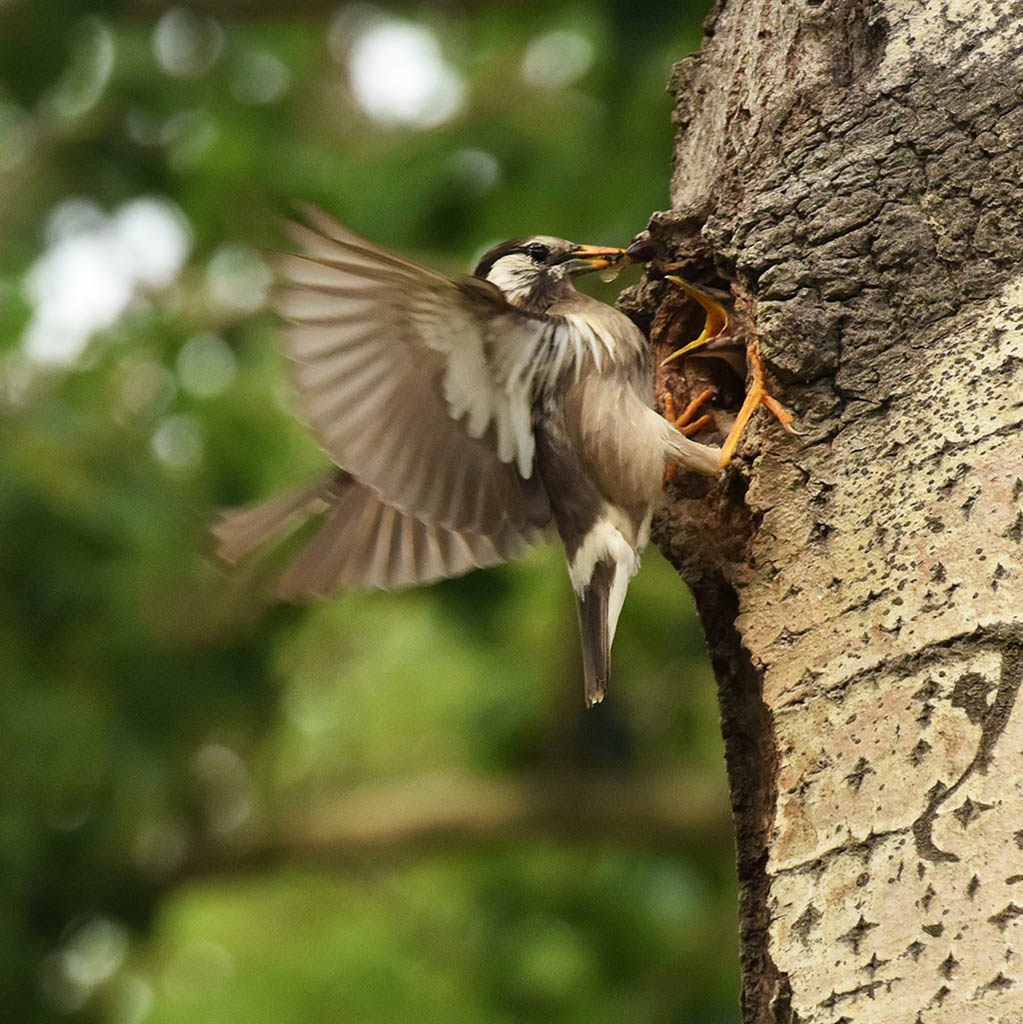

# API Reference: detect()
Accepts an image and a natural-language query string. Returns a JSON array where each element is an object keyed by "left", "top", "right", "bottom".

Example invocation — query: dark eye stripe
[{"left": 473, "top": 238, "right": 557, "bottom": 279}]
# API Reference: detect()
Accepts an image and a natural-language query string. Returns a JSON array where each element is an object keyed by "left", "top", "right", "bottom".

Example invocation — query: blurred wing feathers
[
  {"left": 212, "top": 475, "right": 337, "bottom": 565},
  {"left": 272, "top": 207, "right": 556, "bottom": 535},
  {"left": 214, "top": 472, "right": 537, "bottom": 597}
]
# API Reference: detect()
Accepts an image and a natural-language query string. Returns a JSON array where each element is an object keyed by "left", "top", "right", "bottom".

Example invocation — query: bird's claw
[{"left": 715, "top": 335, "right": 797, "bottom": 470}]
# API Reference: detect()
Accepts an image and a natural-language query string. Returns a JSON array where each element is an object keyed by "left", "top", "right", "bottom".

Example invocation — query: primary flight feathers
[{"left": 214, "top": 206, "right": 719, "bottom": 704}]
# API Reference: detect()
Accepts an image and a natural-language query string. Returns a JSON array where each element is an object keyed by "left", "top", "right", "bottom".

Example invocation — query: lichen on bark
[{"left": 636, "top": 1, "right": 1023, "bottom": 1021}]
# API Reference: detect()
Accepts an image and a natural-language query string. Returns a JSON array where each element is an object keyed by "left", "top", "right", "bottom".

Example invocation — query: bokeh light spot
[
  {"left": 48, "top": 17, "right": 115, "bottom": 120},
  {"left": 447, "top": 148, "right": 501, "bottom": 195},
  {"left": 113, "top": 356, "right": 177, "bottom": 426},
  {"left": 176, "top": 332, "right": 237, "bottom": 398},
  {"left": 61, "top": 918, "right": 129, "bottom": 990},
  {"left": 230, "top": 48, "right": 291, "bottom": 105},
  {"left": 206, "top": 244, "right": 272, "bottom": 314},
  {"left": 151, "top": 413, "right": 204, "bottom": 472},
  {"left": 0, "top": 101, "right": 35, "bottom": 172},
  {"left": 152, "top": 7, "right": 223, "bottom": 79},
  {"left": 110, "top": 974, "right": 154, "bottom": 1024},
  {"left": 191, "top": 743, "right": 254, "bottom": 834},
  {"left": 161, "top": 108, "right": 219, "bottom": 169},
  {"left": 22, "top": 197, "right": 191, "bottom": 365},
  {"left": 522, "top": 29, "right": 595, "bottom": 89},
  {"left": 38, "top": 918, "right": 129, "bottom": 1014},
  {"left": 346, "top": 20, "right": 465, "bottom": 128},
  {"left": 115, "top": 198, "right": 193, "bottom": 289}
]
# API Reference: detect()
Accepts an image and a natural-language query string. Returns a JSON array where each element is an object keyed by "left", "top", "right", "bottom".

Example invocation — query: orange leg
[
  {"left": 655, "top": 272, "right": 798, "bottom": 473},
  {"left": 666, "top": 388, "right": 716, "bottom": 433},
  {"left": 680, "top": 414, "right": 714, "bottom": 436},
  {"left": 662, "top": 388, "right": 716, "bottom": 485},
  {"left": 715, "top": 335, "right": 797, "bottom": 469}
]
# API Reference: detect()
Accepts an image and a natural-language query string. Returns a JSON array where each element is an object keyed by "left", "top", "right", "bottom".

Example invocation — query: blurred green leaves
[
  {"left": 0, "top": 2, "right": 735, "bottom": 1022},
  {"left": 122, "top": 845, "right": 737, "bottom": 1024}
]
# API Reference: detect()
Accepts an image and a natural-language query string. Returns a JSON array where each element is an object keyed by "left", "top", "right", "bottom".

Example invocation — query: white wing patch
[
  {"left": 407, "top": 291, "right": 540, "bottom": 478},
  {"left": 273, "top": 207, "right": 558, "bottom": 534}
]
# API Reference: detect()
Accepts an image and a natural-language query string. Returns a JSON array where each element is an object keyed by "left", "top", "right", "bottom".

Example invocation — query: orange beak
[
  {"left": 660, "top": 276, "right": 731, "bottom": 366},
  {"left": 562, "top": 244, "right": 628, "bottom": 274}
]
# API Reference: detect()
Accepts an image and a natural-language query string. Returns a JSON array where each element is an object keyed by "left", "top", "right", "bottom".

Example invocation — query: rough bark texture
[{"left": 637, "top": 2, "right": 1023, "bottom": 1021}]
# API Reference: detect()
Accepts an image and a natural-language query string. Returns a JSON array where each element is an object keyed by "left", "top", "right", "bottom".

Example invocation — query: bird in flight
[{"left": 214, "top": 205, "right": 720, "bottom": 706}]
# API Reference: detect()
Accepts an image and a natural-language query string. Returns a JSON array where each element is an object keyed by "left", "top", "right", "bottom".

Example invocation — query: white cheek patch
[{"left": 485, "top": 254, "right": 537, "bottom": 302}]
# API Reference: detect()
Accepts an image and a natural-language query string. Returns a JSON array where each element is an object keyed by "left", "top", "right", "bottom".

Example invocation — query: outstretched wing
[
  {"left": 213, "top": 471, "right": 542, "bottom": 595},
  {"left": 272, "top": 204, "right": 558, "bottom": 536}
]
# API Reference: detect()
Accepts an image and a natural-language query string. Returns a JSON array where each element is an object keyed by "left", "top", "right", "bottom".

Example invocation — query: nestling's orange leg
[
  {"left": 657, "top": 274, "right": 797, "bottom": 469},
  {"left": 667, "top": 388, "right": 716, "bottom": 434},
  {"left": 715, "top": 335, "right": 797, "bottom": 469},
  {"left": 680, "top": 413, "right": 714, "bottom": 436},
  {"left": 662, "top": 388, "right": 716, "bottom": 485}
]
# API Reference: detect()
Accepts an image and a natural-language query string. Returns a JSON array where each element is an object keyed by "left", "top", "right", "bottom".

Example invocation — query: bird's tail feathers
[
  {"left": 569, "top": 521, "right": 638, "bottom": 706},
  {"left": 575, "top": 558, "right": 616, "bottom": 707}
]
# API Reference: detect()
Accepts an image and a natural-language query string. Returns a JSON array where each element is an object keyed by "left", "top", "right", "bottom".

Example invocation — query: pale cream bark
[{"left": 639, "top": 1, "right": 1023, "bottom": 1021}]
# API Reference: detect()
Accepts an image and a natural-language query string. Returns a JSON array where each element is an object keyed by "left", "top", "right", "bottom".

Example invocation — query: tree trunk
[{"left": 638, "top": 2, "right": 1023, "bottom": 1021}]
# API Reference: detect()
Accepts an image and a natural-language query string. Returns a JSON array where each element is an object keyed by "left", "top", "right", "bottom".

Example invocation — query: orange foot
[
  {"left": 662, "top": 388, "right": 716, "bottom": 486},
  {"left": 660, "top": 274, "right": 797, "bottom": 470},
  {"left": 716, "top": 334, "right": 797, "bottom": 469}
]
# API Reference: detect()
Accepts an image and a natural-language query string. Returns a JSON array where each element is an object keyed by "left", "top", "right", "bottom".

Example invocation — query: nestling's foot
[
  {"left": 662, "top": 388, "right": 716, "bottom": 485},
  {"left": 658, "top": 274, "right": 797, "bottom": 469},
  {"left": 664, "top": 388, "right": 716, "bottom": 436}
]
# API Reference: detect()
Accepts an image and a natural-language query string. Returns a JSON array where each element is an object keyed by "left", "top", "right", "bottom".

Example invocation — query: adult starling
[{"left": 214, "top": 206, "right": 719, "bottom": 705}]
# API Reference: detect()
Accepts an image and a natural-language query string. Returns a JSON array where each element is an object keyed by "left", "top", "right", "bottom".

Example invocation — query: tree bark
[{"left": 637, "top": 1, "right": 1023, "bottom": 1021}]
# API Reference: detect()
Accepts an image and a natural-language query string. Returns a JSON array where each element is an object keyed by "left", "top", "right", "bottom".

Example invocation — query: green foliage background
[{"left": 0, "top": 1, "right": 738, "bottom": 1021}]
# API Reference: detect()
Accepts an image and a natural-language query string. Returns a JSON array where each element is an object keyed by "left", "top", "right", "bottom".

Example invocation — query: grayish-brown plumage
[{"left": 214, "top": 205, "right": 719, "bottom": 705}]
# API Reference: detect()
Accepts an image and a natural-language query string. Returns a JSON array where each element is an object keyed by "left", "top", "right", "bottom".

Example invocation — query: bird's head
[{"left": 473, "top": 235, "right": 626, "bottom": 310}]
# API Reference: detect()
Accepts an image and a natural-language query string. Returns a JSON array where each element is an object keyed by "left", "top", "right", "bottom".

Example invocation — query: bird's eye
[{"left": 525, "top": 243, "right": 551, "bottom": 263}]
